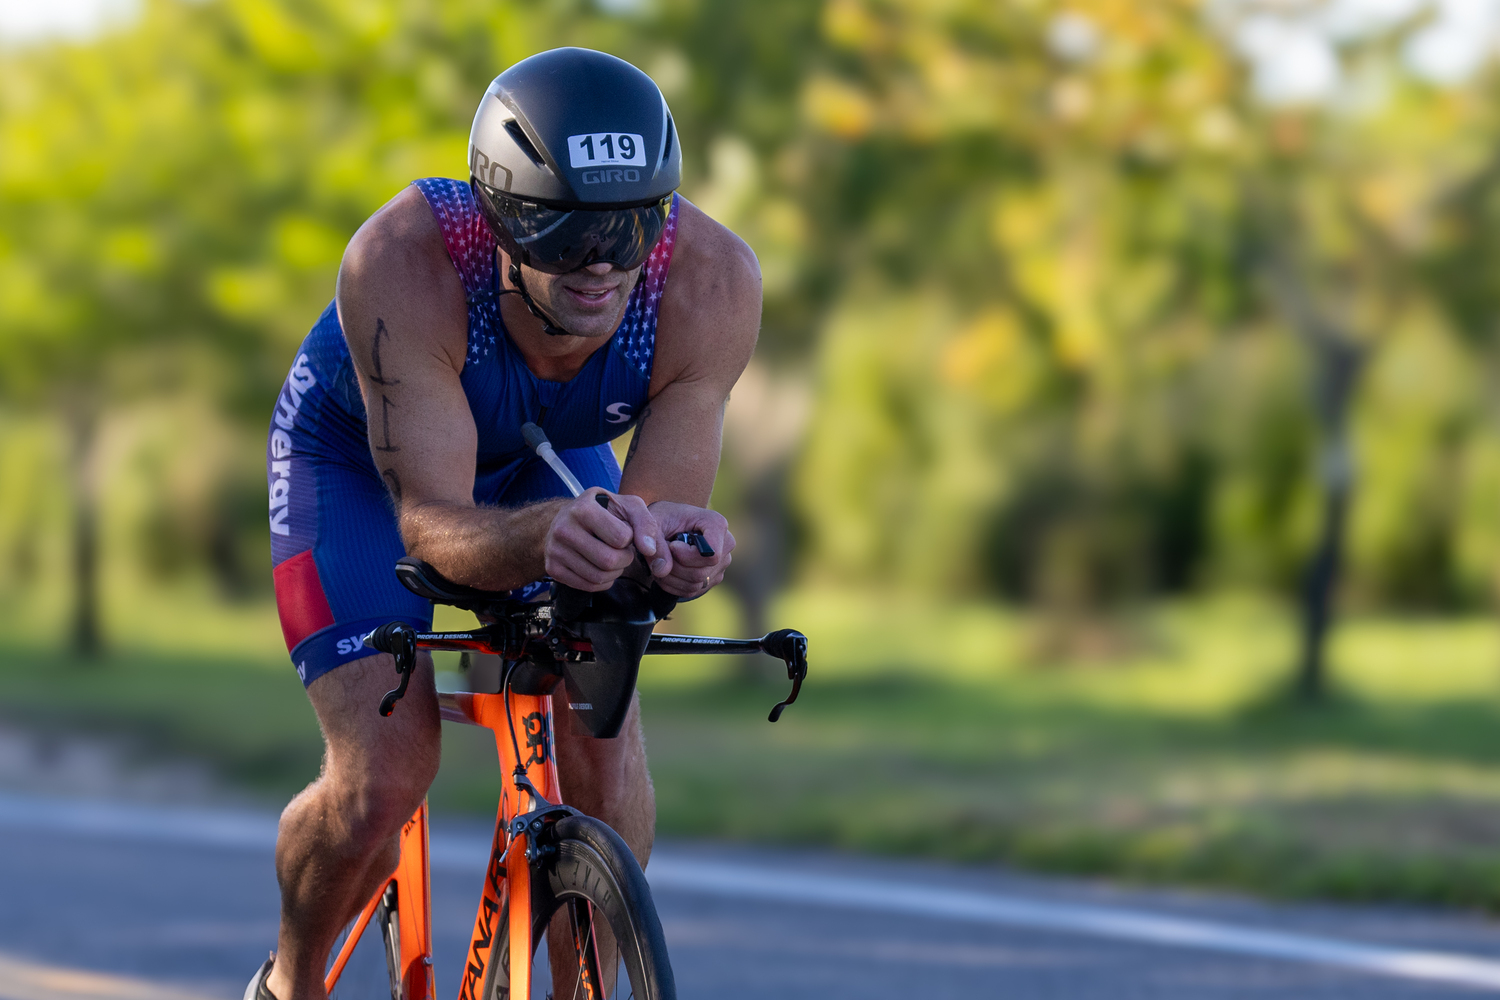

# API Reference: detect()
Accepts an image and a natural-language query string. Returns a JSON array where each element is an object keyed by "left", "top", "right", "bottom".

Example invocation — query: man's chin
[
  {"left": 541, "top": 304, "right": 627, "bottom": 339},
  {"left": 551, "top": 317, "right": 618, "bottom": 339}
]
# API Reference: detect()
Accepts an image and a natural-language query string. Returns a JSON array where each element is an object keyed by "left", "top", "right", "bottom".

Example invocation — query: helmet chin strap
[{"left": 500, "top": 262, "right": 574, "bottom": 338}]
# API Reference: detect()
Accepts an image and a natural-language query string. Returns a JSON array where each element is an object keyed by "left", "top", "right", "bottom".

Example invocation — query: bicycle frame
[
  {"left": 327, "top": 582, "right": 807, "bottom": 1000},
  {"left": 325, "top": 685, "right": 567, "bottom": 1000}
]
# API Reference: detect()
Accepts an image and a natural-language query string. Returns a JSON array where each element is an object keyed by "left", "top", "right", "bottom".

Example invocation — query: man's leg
[
  {"left": 547, "top": 692, "right": 654, "bottom": 993},
  {"left": 266, "top": 652, "right": 441, "bottom": 1000}
]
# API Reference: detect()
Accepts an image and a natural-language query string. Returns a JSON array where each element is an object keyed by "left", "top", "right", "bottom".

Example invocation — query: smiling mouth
[{"left": 565, "top": 286, "right": 616, "bottom": 305}]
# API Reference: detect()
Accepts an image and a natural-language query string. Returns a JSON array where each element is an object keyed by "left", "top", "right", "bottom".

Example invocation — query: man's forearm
[{"left": 398, "top": 499, "right": 565, "bottom": 591}]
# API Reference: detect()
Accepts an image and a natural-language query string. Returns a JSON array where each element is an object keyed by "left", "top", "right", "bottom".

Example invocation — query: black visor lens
[{"left": 473, "top": 182, "right": 669, "bottom": 274}]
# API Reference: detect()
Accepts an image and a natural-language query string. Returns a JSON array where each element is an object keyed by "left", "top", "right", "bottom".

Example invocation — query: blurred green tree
[
  {"left": 0, "top": 0, "right": 547, "bottom": 651},
  {"left": 5, "top": 0, "right": 1500, "bottom": 693},
  {"left": 769, "top": 0, "right": 1500, "bottom": 692}
]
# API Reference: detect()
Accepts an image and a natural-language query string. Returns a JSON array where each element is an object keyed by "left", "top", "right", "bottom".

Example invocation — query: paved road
[{"left": 6, "top": 793, "right": 1500, "bottom": 999}]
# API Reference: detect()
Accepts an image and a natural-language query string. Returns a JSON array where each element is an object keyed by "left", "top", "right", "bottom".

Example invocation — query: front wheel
[{"left": 489, "top": 815, "right": 675, "bottom": 1000}]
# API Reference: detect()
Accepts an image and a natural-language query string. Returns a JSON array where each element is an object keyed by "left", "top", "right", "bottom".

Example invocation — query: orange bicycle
[{"left": 322, "top": 554, "right": 808, "bottom": 1000}]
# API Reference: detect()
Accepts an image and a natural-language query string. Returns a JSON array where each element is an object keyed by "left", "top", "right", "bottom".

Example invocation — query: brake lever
[
  {"left": 760, "top": 628, "right": 808, "bottom": 722},
  {"left": 367, "top": 621, "right": 418, "bottom": 716}
]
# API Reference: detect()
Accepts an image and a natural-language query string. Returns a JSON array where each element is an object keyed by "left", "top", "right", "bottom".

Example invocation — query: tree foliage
[{"left": 4, "top": 0, "right": 1500, "bottom": 645}]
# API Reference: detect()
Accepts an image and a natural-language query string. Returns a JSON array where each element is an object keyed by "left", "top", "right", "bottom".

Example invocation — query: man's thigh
[
  {"left": 306, "top": 651, "right": 440, "bottom": 786},
  {"left": 267, "top": 386, "right": 433, "bottom": 689}
]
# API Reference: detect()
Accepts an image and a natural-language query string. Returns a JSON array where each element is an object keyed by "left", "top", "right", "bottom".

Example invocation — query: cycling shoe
[{"left": 243, "top": 953, "right": 278, "bottom": 1000}]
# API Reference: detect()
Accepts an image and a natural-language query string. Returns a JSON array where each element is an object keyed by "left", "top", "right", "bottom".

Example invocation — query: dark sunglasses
[{"left": 472, "top": 181, "right": 670, "bottom": 275}]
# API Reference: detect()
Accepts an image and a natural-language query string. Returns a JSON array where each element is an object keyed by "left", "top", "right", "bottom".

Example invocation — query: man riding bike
[{"left": 250, "top": 47, "right": 760, "bottom": 1000}]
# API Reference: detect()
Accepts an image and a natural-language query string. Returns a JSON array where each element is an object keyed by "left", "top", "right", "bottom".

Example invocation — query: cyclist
[{"left": 250, "top": 47, "right": 759, "bottom": 1000}]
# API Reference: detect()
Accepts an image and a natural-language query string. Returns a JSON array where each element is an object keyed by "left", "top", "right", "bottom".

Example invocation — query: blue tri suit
[{"left": 266, "top": 178, "right": 681, "bottom": 686}]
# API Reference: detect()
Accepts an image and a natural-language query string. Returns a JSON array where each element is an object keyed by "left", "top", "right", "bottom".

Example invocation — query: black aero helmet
[{"left": 469, "top": 48, "right": 681, "bottom": 275}]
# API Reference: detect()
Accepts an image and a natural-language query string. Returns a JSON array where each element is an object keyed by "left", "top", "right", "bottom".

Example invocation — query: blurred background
[{"left": 9, "top": 0, "right": 1500, "bottom": 909}]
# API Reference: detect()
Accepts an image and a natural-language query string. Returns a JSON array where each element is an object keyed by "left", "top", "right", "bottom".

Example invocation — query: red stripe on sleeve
[{"left": 273, "top": 550, "right": 336, "bottom": 651}]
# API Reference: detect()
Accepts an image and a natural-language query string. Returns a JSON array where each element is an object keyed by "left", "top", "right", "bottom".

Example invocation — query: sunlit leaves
[{"left": 3, "top": 0, "right": 1500, "bottom": 612}]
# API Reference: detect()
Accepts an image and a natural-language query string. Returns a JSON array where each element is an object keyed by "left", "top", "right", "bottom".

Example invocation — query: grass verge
[{"left": 6, "top": 586, "right": 1500, "bottom": 909}]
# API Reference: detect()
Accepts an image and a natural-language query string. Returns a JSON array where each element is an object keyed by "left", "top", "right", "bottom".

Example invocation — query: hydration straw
[{"left": 521, "top": 422, "right": 586, "bottom": 498}]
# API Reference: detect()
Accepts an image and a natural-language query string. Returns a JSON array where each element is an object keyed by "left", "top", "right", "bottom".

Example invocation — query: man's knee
[
  {"left": 315, "top": 710, "right": 441, "bottom": 855},
  {"left": 299, "top": 652, "right": 442, "bottom": 852},
  {"left": 322, "top": 745, "right": 438, "bottom": 853}
]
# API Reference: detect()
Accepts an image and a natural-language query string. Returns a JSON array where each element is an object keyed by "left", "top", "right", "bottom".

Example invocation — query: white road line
[
  {"left": 0, "top": 792, "right": 279, "bottom": 853},
  {"left": 646, "top": 858, "right": 1500, "bottom": 991},
  {"left": 0, "top": 790, "right": 491, "bottom": 871},
  {"left": 0, "top": 950, "right": 218, "bottom": 1000},
  {"left": 5, "top": 792, "right": 1500, "bottom": 991}
]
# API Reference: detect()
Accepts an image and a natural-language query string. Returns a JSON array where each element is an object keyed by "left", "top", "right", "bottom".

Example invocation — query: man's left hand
[{"left": 647, "top": 501, "right": 735, "bottom": 599}]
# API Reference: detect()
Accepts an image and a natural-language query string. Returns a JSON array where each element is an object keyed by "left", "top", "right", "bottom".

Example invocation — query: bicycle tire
[{"left": 487, "top": 815, "right": 675, "bottom": 1000}]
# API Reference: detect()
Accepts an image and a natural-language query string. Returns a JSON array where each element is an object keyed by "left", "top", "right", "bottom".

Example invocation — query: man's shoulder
[
  {"left": 337, "top": 185, "right": 469, "bottom": 370},
  {"left": 652, "top": 198, "right": 762, "bottom": 387},
  {"left": 342, "top": 186, "right": 454, "bottom": 289},
  {"left": 667, "top": 198, "right": 760, "bottom": 305}
]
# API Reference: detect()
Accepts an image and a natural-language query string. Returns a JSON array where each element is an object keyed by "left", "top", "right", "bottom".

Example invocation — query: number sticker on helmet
[{"left": 567, "top": 132, "right": 647, "bottom": 168}]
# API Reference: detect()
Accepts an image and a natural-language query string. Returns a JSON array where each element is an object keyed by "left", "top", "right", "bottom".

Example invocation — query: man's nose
[{"left": 583, "top": 262, "right": 614, "bottom": 276}]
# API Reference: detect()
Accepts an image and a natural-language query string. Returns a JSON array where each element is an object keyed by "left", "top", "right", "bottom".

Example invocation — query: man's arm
[
  {"left": 338, "top": 188, "right": 654, "bottom": 592},
  {"left": 618, "top": 197, "right": 763, "bottom": 596}
]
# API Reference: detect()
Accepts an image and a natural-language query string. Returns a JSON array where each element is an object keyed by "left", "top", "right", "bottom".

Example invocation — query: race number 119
[{"left": 567, "top": 132, "right": 647, "bottom": 168}]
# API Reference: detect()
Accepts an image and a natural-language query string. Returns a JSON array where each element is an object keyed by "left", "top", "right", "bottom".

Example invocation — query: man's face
[{"left": 522, "top": 261, "right": 640, "bottom": 339}]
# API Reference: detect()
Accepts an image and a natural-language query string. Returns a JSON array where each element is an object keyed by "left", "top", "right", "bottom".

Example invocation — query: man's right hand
[{"left": 542, "top": 488, "right": 671, "bottom": 591}]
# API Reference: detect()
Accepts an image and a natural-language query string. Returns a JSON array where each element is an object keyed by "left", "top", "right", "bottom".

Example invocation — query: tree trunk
[
  {"left": 1254, "top": 201, "right": 1367, "bottom": 705},
  {"left": 1297, "top": 455, "right": 1349, "bottom": 701},
  {"left": 1294, "top": 343, "right": 1362, "bottom": 703},
  {"left": 69, "top": 408, "right": 102, "bottom": 659}
]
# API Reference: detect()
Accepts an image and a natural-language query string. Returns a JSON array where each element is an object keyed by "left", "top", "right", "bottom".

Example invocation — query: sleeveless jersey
[
  {"left": 288, "top": 177, "right": 679, "bottom": 501},
  {"left": 268, "top": 179, "right": 678, "bottom": 684}
]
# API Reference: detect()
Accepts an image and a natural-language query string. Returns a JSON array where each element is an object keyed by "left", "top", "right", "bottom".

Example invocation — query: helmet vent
[
  {"left": 661, "top": 118, "right": 675, "bottom": 166},
  {"left": 504, "top": 120, "right": 547, "bottom": 167}
]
